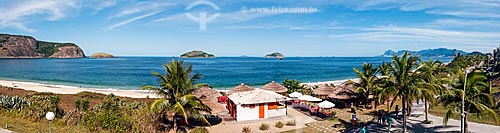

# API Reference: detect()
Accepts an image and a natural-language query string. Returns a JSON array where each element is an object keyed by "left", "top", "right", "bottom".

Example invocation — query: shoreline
[
  {"left": 0, "top": 79, "right": 160, "bottom": 98},
  {"left": 0, "top": 77, "right": 357, "bottom": 97}
]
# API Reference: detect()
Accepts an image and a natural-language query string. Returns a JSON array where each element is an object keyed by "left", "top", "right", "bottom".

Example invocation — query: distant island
[
  {"left": 265, "top": 52, "right": 285, "bottom": 58},
  {"left": 0, "top": 33, "right": 85, "bottom": 58},
  {"left": 90, "top": 52, "right": 115, "bottom": 58},
  {"left": 382, "top": 48, "right": 468, "bottom": 57},
  {"left": 180, "top": 50, "right": 215, "bottom": 58}
]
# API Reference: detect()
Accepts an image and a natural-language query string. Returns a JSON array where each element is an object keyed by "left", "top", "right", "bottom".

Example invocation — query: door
[{"left": 259, "top": 104, "right": 265, "bottom": 118}]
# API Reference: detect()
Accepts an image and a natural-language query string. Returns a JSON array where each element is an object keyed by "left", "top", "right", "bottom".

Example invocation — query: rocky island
[
  {"left": 180, "top": 50, "right": 215, "bottom": 58},
  {"left": 0, "top": 33, "right": 85, "bottom": 58},
  {"left": 265, "top": 52, "right": 285, "bottom": 58},
  {"left": 90, "top": 52, "right": 115, "bottom": 58}
]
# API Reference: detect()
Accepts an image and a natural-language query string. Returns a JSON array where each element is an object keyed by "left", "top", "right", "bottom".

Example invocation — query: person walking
[
  {"left": 381, "top": 111, "right": 386, "bottom": 125},
  {"left": 387, "top": 113, "right": 393, "bottom": 133},
  {"left": 351, "top": 111, "right": 357, "bottom": 126}
]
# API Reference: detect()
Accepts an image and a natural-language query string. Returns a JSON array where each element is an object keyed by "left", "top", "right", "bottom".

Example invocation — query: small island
[
  {"left": 90, "top": 52, "right": 115, "bottom": 58},
  {"left": 180, "top": 50, "right": 215, "bottom": 58},
  {"left": 265, "top": 52, "right": 285, "bottom": 59}
]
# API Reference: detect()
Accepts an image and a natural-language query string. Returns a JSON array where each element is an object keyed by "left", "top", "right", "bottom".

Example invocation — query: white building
[{"left": 227, "top": 89, "right": 291, "bottom": 121}]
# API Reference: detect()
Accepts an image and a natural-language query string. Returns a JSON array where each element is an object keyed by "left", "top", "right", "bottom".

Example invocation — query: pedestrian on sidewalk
[
  {"left": 387, "top": 114, "right": 393, "bottom": 132},
  {"left": 381, "top": 111, "right": 386, "bottom": 125}
]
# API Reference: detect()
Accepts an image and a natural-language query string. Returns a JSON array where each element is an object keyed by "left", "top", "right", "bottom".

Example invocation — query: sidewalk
[
  {"left": 349, "top": 102, "right": 500, "bottom": 133},
  {"left": 0, "top": 128, "right": 14, "bottom": 133}
]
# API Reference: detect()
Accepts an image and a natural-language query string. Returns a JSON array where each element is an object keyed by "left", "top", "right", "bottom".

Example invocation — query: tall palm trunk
[
  {"left": 465, "top": 113, "right": 468, "bottom": 133},
  {"left": 424, "top": 99, "right": 428, "bottom": 122},
  {"left": 402, "top": 94, "right": 407, "bottom": 133}
]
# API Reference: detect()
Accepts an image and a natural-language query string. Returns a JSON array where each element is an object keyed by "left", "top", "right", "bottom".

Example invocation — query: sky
[{"left": 1, "top": 0, "right": 500, "bottom": 57}]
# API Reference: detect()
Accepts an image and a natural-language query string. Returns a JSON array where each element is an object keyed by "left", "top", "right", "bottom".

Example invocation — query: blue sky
[{"left": 1, "top": 0, "right": 500, "bottom": 57}]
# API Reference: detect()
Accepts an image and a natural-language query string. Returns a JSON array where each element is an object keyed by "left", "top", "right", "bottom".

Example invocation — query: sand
[{"left": 0, "top": 79, "right": 160, "bottom": 98}]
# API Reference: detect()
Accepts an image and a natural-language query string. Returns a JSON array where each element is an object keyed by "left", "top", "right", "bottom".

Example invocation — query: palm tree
[
  {"left": 417, "top": 59, "right": 447, "bottom": 123},
  {"left": 377, "top": 62, "right": 393, "bottom": 111},
  {"left": 142, "top": 60, "right": 212, "bottom": 132},
  {"left": 350, "top": 63, "right": 379, "bottom": 108},
  {"left": 283, "top": 78, "right": 306, "bottom": 94},
  {"left": 378, "top": 52, "right": 421, "bottom": 132},
  {"left": 440, "top": 69, "right": 498, "bottom": 132}
]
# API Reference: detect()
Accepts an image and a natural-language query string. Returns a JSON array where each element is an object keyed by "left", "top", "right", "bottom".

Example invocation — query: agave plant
[{"left": 0, "top": 94, "right": 27, "bottom": 111}]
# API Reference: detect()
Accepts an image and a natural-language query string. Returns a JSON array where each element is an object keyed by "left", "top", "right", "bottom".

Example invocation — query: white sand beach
[{"left": 0, "top": 79, "right": 160, "bottom": 98}]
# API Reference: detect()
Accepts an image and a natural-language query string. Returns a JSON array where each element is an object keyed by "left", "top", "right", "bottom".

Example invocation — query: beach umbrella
[
  {"left": 298, "top": 95, "right": 322, "bottom": 102},
  {"left": 317, "top": 100, "right": 335, "bottom": 108},
  {"left": 289, "top": 92, "right": 303, "bottom": 98}
]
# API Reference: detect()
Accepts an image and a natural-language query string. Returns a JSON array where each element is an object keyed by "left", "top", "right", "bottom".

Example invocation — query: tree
[
  {"left": 417, "top": 59, "right": 447, "bottom": 123},
  {"left": 283, "top": 79, "right": 306, "bottom": 94},
  {"left": 440, "top": 69, "right": 498, "bottom": 132},
  {"left": 350, "top": 63, "right": 380, "bottom": 108},
  {"left": 378, "top": 52, "right": 421, "bottom": 132},
  {"left": 142, "top": 60, "right": 212, "bottom": 132}
]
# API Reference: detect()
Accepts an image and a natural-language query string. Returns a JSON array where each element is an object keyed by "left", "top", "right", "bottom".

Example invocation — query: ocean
[{"left": 0, "top": 57, "right": 453, "bottom": 90}]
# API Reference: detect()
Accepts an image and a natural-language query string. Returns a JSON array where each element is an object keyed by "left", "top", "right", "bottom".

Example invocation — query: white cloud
[
  {"left": 107, "top": 11, "right": 160, "bottom": 30},
  {"left": 0, "top": 0, "right": 117, "bottom": 32}
]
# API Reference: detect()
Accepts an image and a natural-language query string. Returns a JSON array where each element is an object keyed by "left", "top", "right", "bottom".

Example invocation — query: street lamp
[
  {"left": 461, "top": 68, "right": 472, "bottom": 133},
  {"left": 45, "top": 112, "right": 55, "bottom": 133}
]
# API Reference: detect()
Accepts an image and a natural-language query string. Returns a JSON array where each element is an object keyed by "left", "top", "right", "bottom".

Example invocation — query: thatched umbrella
[
  {"left": 192, "top": 86, "right": 222, "bottom": 101},
  {"left": 313, "top": 84, "right": 336, "bottom": 98},
  {"left": 261, "top": 81, "right": 288, "bottom": 93},
  {"left": 328, "top": 84, "right": 357, "bottom": 100},
  {"left": 227, "top": 83, "right": 255, "bottom": 94}
]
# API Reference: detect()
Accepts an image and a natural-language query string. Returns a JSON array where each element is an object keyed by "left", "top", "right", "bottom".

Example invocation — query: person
[
  {"left": 381, "top": 111, "right": 386, "bottom": 125},
  {"left": 387, "top": 113, "right": 393, "bottom": 132},
  {"left": 361, "top": 125, "right": 366, "bottom": 133},
  {"left": 395, "top": 105, "right": 399, "bottom": 117},
  {"left": 351, "top": 111, "right": 357, "bottom": 125}
]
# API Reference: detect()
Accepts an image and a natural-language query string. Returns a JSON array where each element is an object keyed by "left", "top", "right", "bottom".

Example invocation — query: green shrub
[
  {"left": 81, "top": 98, "right": 89, "bottom": 111},
  {"left": 275, "top": 121, "right": 284, "bottom": 128},
  {"left": 74, "top": 99, "right": 81, "bottom": 111},
  {"left": 82, "top": 94, "right": 148, "bottom": 133},
  {"left": 242, "top": 126, "right": 251, "bottom": 133},
  {"left": 259, "top": 123, "right": 269, "bottom": 130},
  {"left": 21, "top": 94, "right": 63, "bottom": 121},
  {"left": 286, "top": 120, "right": 296, "bottom": 126},
  {"left": 190, "top": 127, "right": 209, "bottom": 133},
  {"left": 0, "top": 95, "right": 27, "bottom": 111}
]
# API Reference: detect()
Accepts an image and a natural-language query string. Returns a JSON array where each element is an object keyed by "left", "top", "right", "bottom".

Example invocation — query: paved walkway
[
  {"left": 0, "top": 128, "right": 13, "bottom": 133},
  {"left": 349, "top": 103, "right": 500, "bottom": 133}
]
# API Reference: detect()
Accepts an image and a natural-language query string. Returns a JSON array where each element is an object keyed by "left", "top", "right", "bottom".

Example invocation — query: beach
[
  {"left": 0, "top": 79, "right": 160, "bottom": 98},
  {"left": 0, "top": 78, "right": 357, "bottom": 98}
]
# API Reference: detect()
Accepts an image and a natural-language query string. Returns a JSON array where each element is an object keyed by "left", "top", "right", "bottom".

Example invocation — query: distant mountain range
[{"left": 382, "top": 48, "right": 469, "bottom": 57}]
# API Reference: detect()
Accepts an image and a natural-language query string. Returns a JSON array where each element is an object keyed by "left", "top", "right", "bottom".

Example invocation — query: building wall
[
  {"left": 267, "top": 107, "right": 287, "bottom": 118},
  {"left": 236, "top": 104, "right": 260, "bottom": 121},
  {"left": 236, "top": 102, "right": 287, "bottom": 121}
]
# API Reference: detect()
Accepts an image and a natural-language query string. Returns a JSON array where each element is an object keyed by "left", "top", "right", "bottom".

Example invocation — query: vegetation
[
  {"left": 440, "top": 69, "right": 498, "bottom": 132},
  {"left": 190, "top": 127, "right": 209, "bottom": 133},
  {"left": 265, "top": 52, "right": 285, "bottom": 58},
  {"left": 142, "top": 60, "right": 211, "bottom": 132},
  {"left": 283, "top": 78, "right": 307, "bottom": 94},
  {"left": 180, "top": 50, "right": 215, "bottom": 58},
  {"left": 348, "top": 63, "right": 380, "bottom": 108},
  {"left": 90, "top": 52, "right": 115, "bottom": 58},
  {"left": 286, "top": 120, "right": 296, "bottom": 126},
  {"left": 242, "top": 126, "right": 251, "bottom": 133},
  {"left": 259, "top": 123, "right": 269, "bottom": 130},
  {"left": 35, "top": 41, "right": 77, "bottom": 57},
  {"left": 275, "top": 121, "right": 284, "bottom": 128}
]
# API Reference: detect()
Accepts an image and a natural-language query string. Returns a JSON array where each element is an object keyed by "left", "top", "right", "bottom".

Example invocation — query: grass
[
  {"left": 1, "top": 112, "right": 87, "bottom": 132},
  {"left": 428, "top": 105, "right": 500, "bottom": 126}
]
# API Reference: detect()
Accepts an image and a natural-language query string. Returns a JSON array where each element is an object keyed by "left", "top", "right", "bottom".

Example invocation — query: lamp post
[
  {"left": 45, "top": 112, "right": 55, "bottom": 133},
  {"left": 461, "top": 69, "right": 471, "bottom": 133}
]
